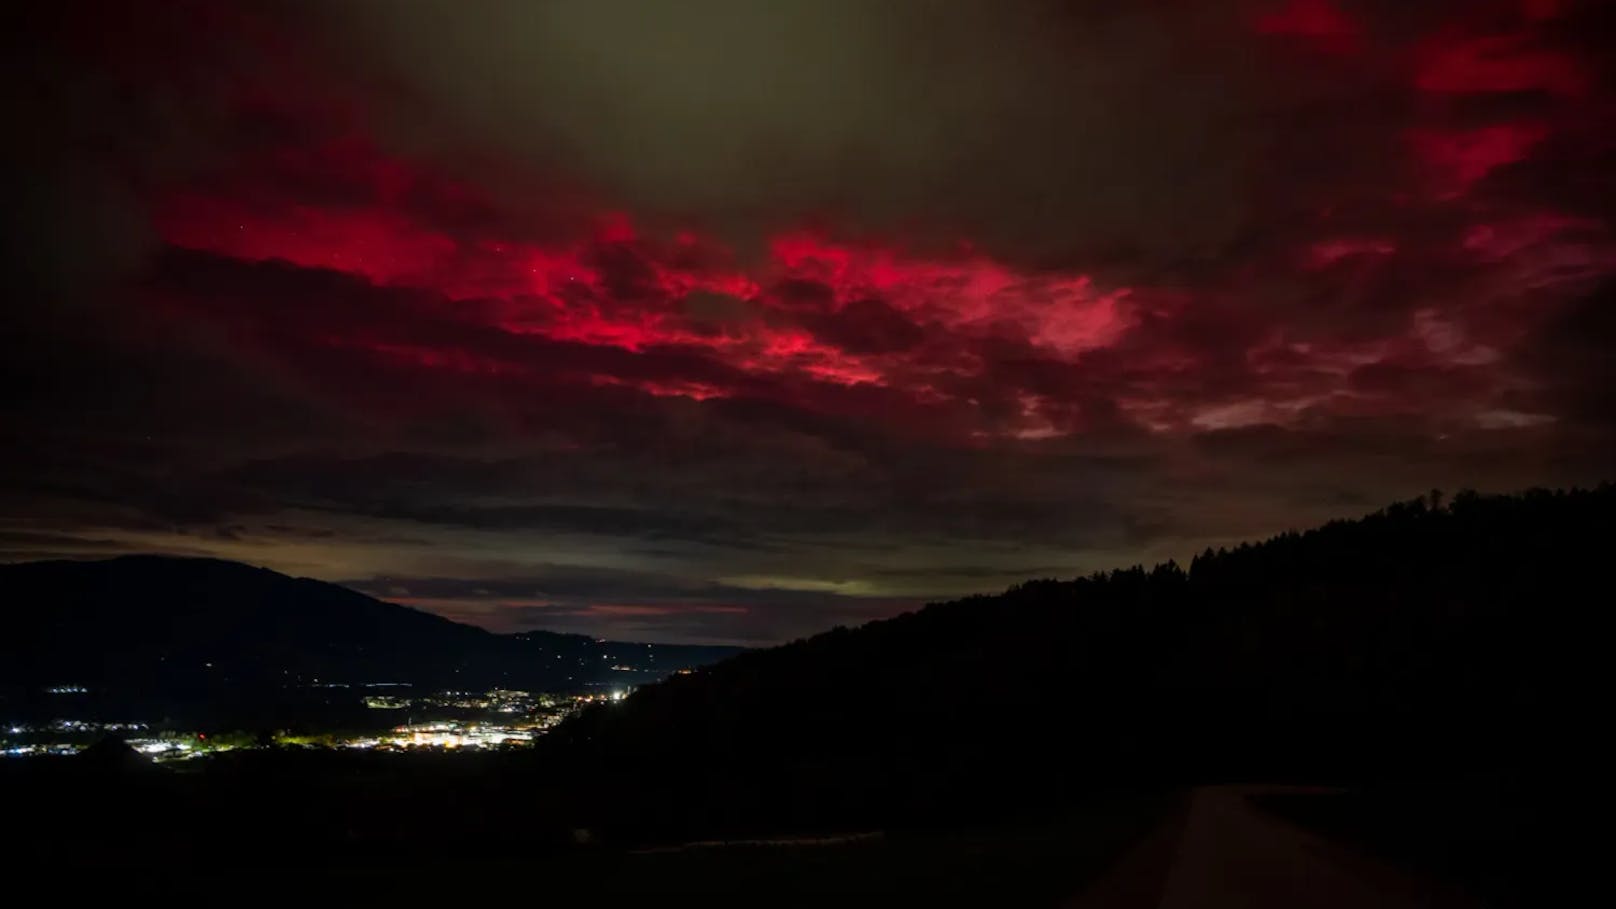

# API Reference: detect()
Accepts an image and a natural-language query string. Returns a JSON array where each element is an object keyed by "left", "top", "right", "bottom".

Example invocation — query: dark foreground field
[{"left": 1, "top": 750, "right": 1530, "bottom": 905}]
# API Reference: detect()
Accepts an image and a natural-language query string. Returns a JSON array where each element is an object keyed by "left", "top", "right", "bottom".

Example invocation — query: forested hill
[{"left": 545, "top": 486, "right": 1610, "bottom": 838}]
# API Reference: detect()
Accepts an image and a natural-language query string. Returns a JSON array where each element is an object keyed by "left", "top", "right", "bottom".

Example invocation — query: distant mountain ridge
[{"left": 0, "top": 555, "right": 743, "bottom": 694}]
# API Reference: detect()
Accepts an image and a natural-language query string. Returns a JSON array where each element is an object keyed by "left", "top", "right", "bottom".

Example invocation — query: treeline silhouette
[{"left": 543, "top": 486, "right": 1608, "bottom": 841}]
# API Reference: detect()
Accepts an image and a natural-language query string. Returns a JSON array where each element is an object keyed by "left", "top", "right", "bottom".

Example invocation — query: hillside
[
  {"left": 0, "top": 555, "right": 742, "bottom": 695},
  {"left": 544, "top": 487, "right": 1609, "bottom": 839}
]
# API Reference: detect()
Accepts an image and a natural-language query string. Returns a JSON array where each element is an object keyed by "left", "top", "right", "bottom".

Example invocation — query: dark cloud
[{"left": 329, "top": 1, "right": 1266, "bottom": 267}]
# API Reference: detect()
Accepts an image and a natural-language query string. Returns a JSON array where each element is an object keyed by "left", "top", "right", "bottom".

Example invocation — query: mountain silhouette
[{"left": 0, "top": 555, "right": 741, "bottom": 694}]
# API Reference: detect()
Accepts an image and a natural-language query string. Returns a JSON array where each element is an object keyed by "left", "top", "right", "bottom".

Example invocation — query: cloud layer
[{"left": 3, "top": 0, "right": 1613, "bottom": 642}]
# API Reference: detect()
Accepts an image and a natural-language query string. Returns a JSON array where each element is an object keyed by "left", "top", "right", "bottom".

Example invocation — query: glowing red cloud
[
  {"left": 1409, "top": 123, "right": 1549, "bottom": 194},
  {"left": 153, "top": 134, "right": 1138, "bottom": 433},
  {"left": 1416, "top": 35, "right": 1585, "bottom": 96},
  {"left": 136, "top": 3, "right": 1616, "bottom": 446},
  {"left": 161, "top": 194, "right": 461, "bottom": 286},
  {"left": 1309, "top": 234, "right": 1398, "bottom": 265},
  {"left": 1256, "top": 0, "right": 1360, "bottom": 53},
  {"left": 768, "top": 233, "right": 1133, "bottom": 357}
]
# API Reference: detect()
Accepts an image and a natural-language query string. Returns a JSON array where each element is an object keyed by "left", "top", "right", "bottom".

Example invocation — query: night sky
[{"left": 3, "top": 1, "right": 1613, "bottom": 644}]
